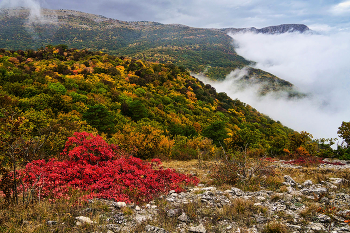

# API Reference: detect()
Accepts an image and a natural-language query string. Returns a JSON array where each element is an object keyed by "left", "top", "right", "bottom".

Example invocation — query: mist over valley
[{"left": 209, "top": 30, "right": 350, "bottom": 141}]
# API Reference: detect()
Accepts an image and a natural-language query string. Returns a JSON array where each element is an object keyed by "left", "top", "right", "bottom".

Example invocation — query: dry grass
[
  {"left": 299, "top": 202, "right": 321, "bottom": 220},
  {"left": 223, "top": 198, "right": 267, "bottom": 222},
  {"left": 162, "top": 159, "right": 215, "bottom": 185},
  {"left": 150, "top": 197, "right": 268, "bottom": 231},
  {"left": 262, "top": 221, "right": 288, "bottom": 233},
  {"left": 163, "top": 158, "right": 283, "bottom": 192},
  {"left": 0, "top": 194, "right": 112, "bottom": 233},
  {"left": 278, "top": 166, "right": 350, "bottom": 186}
]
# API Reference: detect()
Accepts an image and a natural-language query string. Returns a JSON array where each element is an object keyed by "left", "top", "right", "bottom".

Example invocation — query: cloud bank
[{"left": 197, "top": 31, "right": 350, "bottom": 142}]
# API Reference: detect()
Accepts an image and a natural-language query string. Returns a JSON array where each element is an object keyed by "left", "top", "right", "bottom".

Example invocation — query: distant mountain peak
[{"left": 222, "top": 24, "right": 310, "bottom": 34}]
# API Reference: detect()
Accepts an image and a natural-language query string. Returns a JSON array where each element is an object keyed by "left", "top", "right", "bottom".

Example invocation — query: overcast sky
[{"left": 1, "top": 0, "right": 350, "bottom": 29}]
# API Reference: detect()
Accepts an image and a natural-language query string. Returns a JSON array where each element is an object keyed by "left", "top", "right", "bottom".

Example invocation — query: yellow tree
[
  {"left": 338, "top": 121, "right": 350, "bottom": 146},
  {"left": 111, "top": 123, "right": 169, "bottom": 159}
]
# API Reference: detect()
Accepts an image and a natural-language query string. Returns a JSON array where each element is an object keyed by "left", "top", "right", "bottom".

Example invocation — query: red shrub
[
  {"left": 16, "top": 132, "right": 199, "bottom": 203},
  {"left": 61, "top": 132, "right": 119, "bottom": 164}
]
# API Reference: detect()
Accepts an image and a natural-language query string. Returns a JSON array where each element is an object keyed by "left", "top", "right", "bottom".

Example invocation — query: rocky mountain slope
[{"left": 221, "top": 24, "right": 310, "bottom": 34}]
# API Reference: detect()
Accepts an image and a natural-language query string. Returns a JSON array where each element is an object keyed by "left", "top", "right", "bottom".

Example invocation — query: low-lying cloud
[
  {"left": 0, "top": 0, "right": 58, "bottom": 40},
  {"left": 0, "top": 0, "right": 42, "bottom": 18},
  {"left": 197, "top": 30, "right": 350, "bottom": 143}
]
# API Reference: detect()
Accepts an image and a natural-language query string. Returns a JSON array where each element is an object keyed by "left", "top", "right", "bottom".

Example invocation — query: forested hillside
[
  {"left": 0, "top": 8, "right": 297, "bottom": 95},
  {"left": 0, "top": 45, "right": 319, "bottom": 162}
]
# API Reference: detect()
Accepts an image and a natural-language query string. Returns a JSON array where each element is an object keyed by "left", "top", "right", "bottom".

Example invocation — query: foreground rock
[{"left": 71, "top": 174, "right": 350, "bottom": 232}]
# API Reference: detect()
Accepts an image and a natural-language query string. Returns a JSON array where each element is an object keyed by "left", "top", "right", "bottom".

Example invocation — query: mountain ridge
[
  {"left": 221, "top": 24, "right": 310, "bottom": 34},
  {"left": 1, "top": 8, "right": 309, "bottom": 32}
]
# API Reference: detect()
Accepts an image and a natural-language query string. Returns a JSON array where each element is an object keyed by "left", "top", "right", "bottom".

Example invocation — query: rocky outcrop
[
  {"left": 44, "top": 160, "right": 350, "bottom": 232},
  {"left": 222, "top": 24, "right": 310, "bottom": 34},
  {"left": 63, "top": 175, "right": 350, "bottom": 232}
]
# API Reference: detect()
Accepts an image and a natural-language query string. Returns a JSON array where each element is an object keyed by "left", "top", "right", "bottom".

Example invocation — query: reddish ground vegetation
[{"left": 284, "top": 157, "right": 345, "bottom": 166}]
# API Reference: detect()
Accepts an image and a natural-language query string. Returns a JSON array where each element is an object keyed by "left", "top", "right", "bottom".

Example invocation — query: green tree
[
  {"left": 48, "top": 82, "right": 67, "bottom": 95},
  {"left": 168, "top": 123, "right": 198, "bottom": 138},
  {"left": 229, "top": 127, "right": 263, "bottom": 150},
  {"left": 202, "top": 121, "right": 228, "bottom": 147},
  {"left": 83, "top": 104, "right": 116, "bottom": 135},
  {"left": 123, "top": 100, "right": 149, "bottom": 122}
]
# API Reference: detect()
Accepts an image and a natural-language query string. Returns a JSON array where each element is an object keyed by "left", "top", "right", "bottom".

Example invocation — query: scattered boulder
[
  {"left": 284, "top": 175, "right": 297, "bottom": 187},
  {"left": 303, "top": 180, "right": 313, "bottom": 187},
  {"left": 113, "top": 202, "right": 127, "bottom": 208},
  {"left": 301, "top": 185, "right": 327, "bottom": 196},
  {"left": 135, "top": 213, "right": 152, "bottom": 223},
  {"left": 167, "top": 209, "right": 181, "bottom": 217},
  {"left": 307, "top": 222, "right": 326, "bottom": 232},
  {"left": 145, "top": 225, "right": 169, "bottom": 233},
  {"left": 105, "top": 224, "right": 120, "bottom": 232},
  {"left": 178, "top": 212, "right": 190, "bottom": 222},
  {"left": 46, "top": 221, "right": 58, "bottom": 226},
  {"left": 75, "top": 216, "right": 95, "bottom": 225},
  {"left": 231, "top": 187, "right": 244, "bottom": 196},
  {"left": 70, "top": 161, "right": 350, "bottom": 233},
  {"left": 317, "top": 214, "right": 332, "bottom": 223},
  {"left": 107, "top": 213, "right": 125, "bottom": 224},
  {"left": 188, "top": 223, "right": 206, "bottom": 233},
  {"left": 329, "top": 178, "right": 344, "bottom": 185}
]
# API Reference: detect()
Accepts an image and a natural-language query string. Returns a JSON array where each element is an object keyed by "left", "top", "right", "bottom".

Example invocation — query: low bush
[
  {"left": 209, "top": 150, "right": 280, "bottom": 191},
  {"left": 7, "top": 132, "right": 199, "bottom": 204}
]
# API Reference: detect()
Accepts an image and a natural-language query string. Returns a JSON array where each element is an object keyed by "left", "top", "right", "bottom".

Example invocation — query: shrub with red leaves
[
  {"left": 284, "top": 156, "right": 323, "bottom": 167},
  {"left": 284, "top": 156, "right": 345, "bottom": 167},
  {"left": 16, "top": 132, "right": 199, "bottom": 203},
  {"left": 61, "top": 132, "right": 119, "bottom": 164},
  {"left": 264, "top": 157, "right": 277, "bottom": 163}
]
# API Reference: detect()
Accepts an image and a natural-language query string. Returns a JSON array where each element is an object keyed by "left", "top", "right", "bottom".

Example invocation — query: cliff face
[
  {"left": 255, "top": 24, "right": 310, "bottom": 34},
  {"left": 223, "top": 24, "right": 310, "bottom": 34}
]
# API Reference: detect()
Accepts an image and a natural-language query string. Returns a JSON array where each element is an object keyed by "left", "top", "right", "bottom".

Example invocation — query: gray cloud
[{"left": 330, "top": 0, "right": 350, "bottom": 15}]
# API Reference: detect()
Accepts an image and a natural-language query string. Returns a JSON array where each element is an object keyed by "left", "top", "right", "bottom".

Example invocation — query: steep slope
[
  {"left": 0, "top": 8, "right": 300, "bottom": 95},
  {"left": 0, "top": 46, "right": 297, "bottom": 160}
]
